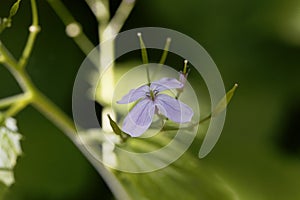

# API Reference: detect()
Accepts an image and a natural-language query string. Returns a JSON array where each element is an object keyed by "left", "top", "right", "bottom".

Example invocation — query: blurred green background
[{"left": 1, "top": 0, "right": 300, "bottom": 199}]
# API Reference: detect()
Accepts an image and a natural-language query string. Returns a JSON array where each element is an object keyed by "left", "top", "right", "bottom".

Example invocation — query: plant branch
[
  {"left": 4, "top": 98, "right": 31, "bottom": 118},
  {"left": 86, "top": 0, "right": 110, "bottom": 40},
  {"left": 31, "top": 91, "right": 76, "bottom": 137},
  {"left": 0, "top": 94, "right": 28, "bottom": 109},
  {"left": 198, "top": 114, "right": 211, "bottom": 124},
  {"left": 151, "top": 37, "right": 172, "bottom": 80},
  {"left": 137, "top": 33, "right": 150, "bottom": 84},
  {"left": 105, "top": 0, "right": 136, "bottom": 35},
  {"left": 18, "top": 0, "right": 40, "bottom": 69},
  {"left": 1, "top": 1, "right": 131, "bottom": 199},
  {"left": 0, "top": 41, "right": 18, "bottom": 69},
  {"left": 47, "top": 0, "right": 95, "bottom": 55}
]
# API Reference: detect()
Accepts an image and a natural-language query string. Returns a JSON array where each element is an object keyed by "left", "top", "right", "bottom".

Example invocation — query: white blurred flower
[{"left": 0, "top": 117, "right": 22, "bottom": 186}]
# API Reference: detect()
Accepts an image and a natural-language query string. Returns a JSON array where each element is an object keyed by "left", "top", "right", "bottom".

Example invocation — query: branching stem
[{"left": 18, "top": 0, "right": 40, "bottom": 69}]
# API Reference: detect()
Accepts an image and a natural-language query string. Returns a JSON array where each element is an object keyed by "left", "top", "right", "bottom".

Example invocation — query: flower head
[
  {"left": 117, "top": 78, "right": 194, "bottom": 137},
  {"left": 0, "top": 117, "right": 22, "bottom": 186}
]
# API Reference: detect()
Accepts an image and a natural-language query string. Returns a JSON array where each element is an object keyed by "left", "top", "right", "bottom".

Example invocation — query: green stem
[
  {"left": 18, "top": 70, "right": 76, "bottom": 137},
  {"left": 4, "top": 97, "right": 31, "bottom": 118},
  {"left": 96, "top": 0, "right": 110, "bottom": 42},
  {"left": 16, "top": 68, "right": 76, "bottom": 136},
  {"left": 106, "top": 0, "right": 135, "bottom": 35},
  {"left": 1, "top": 39, "right": 130, "bottom": 200},
  {"left": 47, "top": 0, "right": 94, "bottom": 55},
  {"left": 137, "top": 33, "right": 150, "bottom": 84},
  {"left": 18, "top": 0, "right": 40, "bottom": 69},
  {"left": 0, "top": 41, "right": 18, "bottom": 69},
  {"left": 1, "top": 1, "right": 131, "bottom": 199},
  {"left": 1, "top": 40, "right": 76, "bottom": 136},
  {"left": 198, "top": 114, "right": 211, "bottom": 124},
  {"left": 159, "top": 37, "right": 171, "bottom": 65},
  {"left": 32, "top": 90, "right": 76, "bottom": 137},
  {"left": 162, "top": 114, "right": 212, "bottom": 132},
  {"left": 0, "top": 94, "right": 29, "bottom": 109},
  {"left": 151, "top": 37, "right": 172, "bottom": 80}
]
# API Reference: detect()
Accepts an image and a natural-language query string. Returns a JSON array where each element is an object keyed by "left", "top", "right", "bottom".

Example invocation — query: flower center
[{"left": 147, "top": 89, "right": 158, "bottom": 101}]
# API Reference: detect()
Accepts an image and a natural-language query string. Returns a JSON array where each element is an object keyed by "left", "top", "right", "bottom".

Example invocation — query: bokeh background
[{"left": 0, "top": 0, "right": 300, "bottom": 199}]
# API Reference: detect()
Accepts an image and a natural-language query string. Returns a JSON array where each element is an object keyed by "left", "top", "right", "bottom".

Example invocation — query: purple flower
[
  {"left": 178, "top": 71, "right": 188, "bottom": 92},
  {"left": 117, "top": 78, "right": 194, "bottom": 137}
]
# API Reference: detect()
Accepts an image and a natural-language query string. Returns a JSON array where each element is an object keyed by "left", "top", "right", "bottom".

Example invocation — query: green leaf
[
  {"left": 212, "top": 83, "right": 238, "bottom": 117},
  {"left": 115, "top": 130, "right": 236, "bottom": 199},
  {"left": 82, "top": 128, "right": 237, "bottom": 199}
]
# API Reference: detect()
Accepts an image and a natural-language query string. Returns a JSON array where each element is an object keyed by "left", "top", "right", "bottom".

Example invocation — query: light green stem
[
  {"left": 47, "top": 0, "right": 95, "bottom": 55},
  {"left": 18, "top": 0, "right": 40, "bottom": 69},
  {"left": 2, "top": 50, "right": 76, "bottom": 136},
  {"left": 198, "top": 114, "right": 211, "bottom": 124},
  {"left": 18, "top": 69, "right": 76, "bottom": 136},
  {"left": 107, "top": 0, "right": 136, "bottom": 35},
  {"left": 1, "top": 1, "right": 135, "bottom": 199},
  {"left": 0, "top": 94, "right": 29, "bottom": 109},
  {"left": 159, "top": 37, "right": 171, "bottom": 65},
  {"left": 0, "top": 42, "right": 18, "bottom": 69},
  {"left": 137, "top": 33, "right": 150, "bottom": 84},
  {"left": 4, "top": 97, "right": 31, "bottom": 118},
  {"left": 31, "top": 88, "right": 76, "bottom": 137},
  {"left": 97, "top": 0, "right": 110, "bottom": 41},
  {"left": 151, "top": 37, "right": 172, "bottom": 80},
  {"left": 0, "top": 1, "right": 76, "bottom": 136},
  {"left": 1, "top": 41, "right": 130, "bottom": 199}
]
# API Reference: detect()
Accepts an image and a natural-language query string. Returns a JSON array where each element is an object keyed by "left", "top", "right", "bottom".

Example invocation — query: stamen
[
  {"left": 183, "top": 60, "right": 188, "bottom": 74},
  {"left": 145, "top": 92, "right": 151, "bottom": 98},
  {"left": 153, "top": 90, "right": 159, "bottom": 96},
  {"left": 150, "top": 90, "right": 155, "bottom": 101}
]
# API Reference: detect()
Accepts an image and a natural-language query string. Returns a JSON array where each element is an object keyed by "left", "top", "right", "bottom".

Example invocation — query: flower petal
[
  {"left": 155, "top": 94, "right": 193, "bottom": 123},
  {"left": 122, "top": 98, "right": 155, "bottom": 137},
  {"left": 117, "top": 85, "right": 149, "bottom": 104},
  {"left": 179, "top": 71, "right": 188, "bottom": 88},
  {"left": 150, "top": 78, "right": 183, "bottom": 92}
]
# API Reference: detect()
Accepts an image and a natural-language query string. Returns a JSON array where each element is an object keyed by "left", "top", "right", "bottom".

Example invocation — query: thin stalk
[
  {"left": 31, "top": 91, "right": 76, "bottom": 137},
  {"left": 47, "top": 0, "right": 94, "bottom": 55},
  {"left": 198, "top": 114, "right": 211, "bottom": 124},
  {"left": 106, "top": 0, "right": 136, "bottom": 35},
  {"left": 1, "top": 40, "right": 130, "bottom": 200},
  {"left": 1, "top": 41, "right": 75, "bottom": 136},
  {"left": 18, "top": 0, "right": 40, "bottom": 69},
  {"left": 0, "top": 94, "right": 29, "bottom": 109},
  {"left": 151, "top": 37, "right": 172, "bottom": 80},
  {"left": 85, "top": 0, "right": 110, "bottom": 41},
  {"left": 0, "top": 1, "right": 131, "bottom": 199},
  {"left": 4, "top": 97, "right": 31, "bottom": 118},
  {"left": 0, "top": 41, "right": 18, "bottom": 69},
  {"left": 137, "top": 32, "right": 150, "bottom": 84},
  {"left": 159, "top": 37, "right": 171, "bottom": 65}
]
